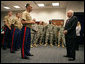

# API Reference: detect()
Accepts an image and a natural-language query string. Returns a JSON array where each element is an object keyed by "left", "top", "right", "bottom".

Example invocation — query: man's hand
[
  {"left": 26, "top": 21, "right": 35, "bottom": 24},
  {"left": 31, "top": 21, "right": 35, "bottom": 24},
  {"left": 63, "top": 30, "right": 68, "bottom": 35}
]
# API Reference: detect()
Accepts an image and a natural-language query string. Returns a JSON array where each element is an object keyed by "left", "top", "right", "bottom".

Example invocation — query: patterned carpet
[{"left": 1, "top": 44, "right": 84, "bottom": 63}]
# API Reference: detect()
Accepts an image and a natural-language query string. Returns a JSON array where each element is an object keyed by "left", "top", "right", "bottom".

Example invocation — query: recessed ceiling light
[
  {"left": 4, "top": 7, "right": 10, "bottom": 9},
  {"left": 37, "top": 4, "right": 44, "bottom": 7},
  {"left": 52, "top": 3, "right": 59, "bottom": 6},
  {"left": 13, "top": 6, "right": 20, "bottom": 8}
]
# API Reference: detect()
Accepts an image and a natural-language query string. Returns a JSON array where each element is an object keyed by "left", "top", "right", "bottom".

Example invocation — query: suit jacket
[{"left": 64, "top": 16, "right": 78, "bottom": 39}]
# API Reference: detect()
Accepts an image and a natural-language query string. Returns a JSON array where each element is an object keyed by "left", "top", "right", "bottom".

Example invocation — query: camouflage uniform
[
  {"left": 42, "top": 24, "right": 47, "bottom": 45},
  {"left": 45, "top": 24, "right": 54, "bottom": 46},
  {"left": 31, "top": 23, "right": 38, "bottom": 47},
  {"left": 58, "top": 26, "right": 66, "bottom": 47},
  {"left": 34, "top": 24, "right": 43, "bottom": 45},
  {"left": 53, "top": 25, "right": 58, "bottom": 46},
  {"left": 39, "top": 25, "right": 45, "bottom": 45}
]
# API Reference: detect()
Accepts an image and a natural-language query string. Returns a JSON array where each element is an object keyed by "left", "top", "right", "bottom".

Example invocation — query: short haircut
[
  {"left": 8, "top": 11, "right": 12, "bottom": 13},
  {"left": 16, "top": 13, "right": 19, "bottom": 16},
  {"left": 67, "top": 10, "right": 74, "bottom": 15},
  {"left": 25, "top": 3, "right": 30, "bottom": 8}
]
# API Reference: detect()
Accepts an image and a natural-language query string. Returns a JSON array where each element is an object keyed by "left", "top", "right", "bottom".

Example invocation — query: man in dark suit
[{"left": 63, "top": 10, "right": 78, "bottom": 61}]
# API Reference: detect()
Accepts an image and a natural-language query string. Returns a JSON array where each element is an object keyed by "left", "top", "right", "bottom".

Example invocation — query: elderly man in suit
[{"left": 63, "top": 10, "right": 78, "bottom": 61}]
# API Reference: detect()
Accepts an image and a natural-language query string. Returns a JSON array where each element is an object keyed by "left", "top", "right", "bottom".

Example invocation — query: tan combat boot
[
  {"left": 31, "top": 44, "right": 33, "bottom": 48},
  {"left": 44, "top": 43, "right": 47, "bottom": 46},
  {"left": 50, "top": 44, "right": 53, "bottom": 47},
  {"left": 58, "top": 44, "right": 60, "bottom": 47},
  {"left": 62, "top": 45, "right": 64, "bottom": 48},
  {"left": 39, "top": 43, "right": 42, "bottom": 46}
]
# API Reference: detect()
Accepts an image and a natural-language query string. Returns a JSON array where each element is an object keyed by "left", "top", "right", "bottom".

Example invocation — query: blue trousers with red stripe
[
  {"left": 17, "top": 30, "right": 21, "bottom": 49},
  {"left": 21, "top": 26, "right": 31, "bottom": 58},
  {"left": 10, "top": 28, "right": 20, "bottom": 52},
  {"left": 2, "top": 26, "right": 11, "bottom": 49}
]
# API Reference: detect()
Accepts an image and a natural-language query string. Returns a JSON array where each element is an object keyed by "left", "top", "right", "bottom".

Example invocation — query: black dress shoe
[
  {"left": 63, "top": 55, "right": 70, "bottom": 57},
  {"left": 27, "top": 54, "right": 34, "bottom": 56},
  {"left": 76, "top": 49, "right": 79, "bottom": 51},
  {"left": 15, "top": 49, "right": 18, "bottom": 51},
  {"left": 22, "top": 57, "right": 29, "bottom": 59},
  {"left": 68, "top": 58, "right": 75, "bottom": 61},
  {"left": 11, "top": 51, "right": 15, "bottom": 53},
  {"left": 3, "top": 48, "right": 7, "bottom": 50}
]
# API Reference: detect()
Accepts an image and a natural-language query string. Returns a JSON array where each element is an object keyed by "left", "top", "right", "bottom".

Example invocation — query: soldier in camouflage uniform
[
  {"left": 42, "top": 22, "right": 46, "bottom": 44},
  {"left": 53, "top": 23, "right": 58, "bottom": 46},
  {"left": 44, "top": 21, "right": 54, "bottom": 47},
  {"left": 58, "top": 22, "right": 66, "bottom": 48},
  {"left": 39, "top": 22, "right": 45, "bottom": 45},
  {"left": 34, "top": 22, "right": 42, "bottom": 46},
  {"left": 31, "top": 23, "right": 38, "bottom": 48}
]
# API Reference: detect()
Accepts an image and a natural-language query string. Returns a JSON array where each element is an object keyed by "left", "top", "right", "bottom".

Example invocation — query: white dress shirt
[{"left": 76, "top": 26, "right": 81, "bottom": 36}]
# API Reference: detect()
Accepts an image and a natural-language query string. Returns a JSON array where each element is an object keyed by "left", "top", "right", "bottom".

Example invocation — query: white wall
[
  {"left": 66, "top": 1, "right": 84, "bottom": 19},
  {"left": 30, "top": 8, "right": 66, "bottom": 24},
  {"left": 66, "top": 1, "right": 84, "bottom": 12}
]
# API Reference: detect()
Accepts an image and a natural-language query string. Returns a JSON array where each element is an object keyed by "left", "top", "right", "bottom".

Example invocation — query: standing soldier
[
  {"left": 39, "top": 21, "right": 44, "bottom": 45},
  {"left": 43, "top": 23, "right": 48, "bottom": 45},
  {"left": 21, "top": 3, "right": 35, "bottom": 59},
  {"left": 17, "top": 13, "right": 23, "bottom": 49},
  {"left": 10, "top": 13, "right": 22, "bottom": 53},
  {"left": 44, "top": 21, "right": 54, "bottom": 47},
  {"left": 32, "top": 23, "right": 38, "bottom": 47},
  {"left": 58, "top": 22, "right": 65, "bottom": 47},
  {"left": 34, "top": 23, "right": 40, "bottom": 46},
  {"left": 2, "top": 11, "right": 13, "bottom": 50},
  {"left": 31, "top": 19, "right": 38, "bottom": 47},
  {"left": 41, "top": 22, "right": 46, "bottom": 45},
  {"left": 34, "top": 22, "right": 43, "bottom": 46},
  {"left": 31, "top": 27, "right": 34, "bottom": 48},
  {"left": 53, "top": 23, "right": 58, "bottom": 46}
]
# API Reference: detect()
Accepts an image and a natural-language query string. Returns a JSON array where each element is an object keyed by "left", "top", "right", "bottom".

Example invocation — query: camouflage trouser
[
  {"left": 34, "top": 32, "right": 40, "bottom": 44},
  {"left": 31, "top": 33, "right": 34, "bottom": 44},
  {"left": 45, "top": 32, "right": 53, "bottom": 44},
  {"left": 53, "top": 32, "right": 58, "bottom": 45},
  {"left": 58, "top": 33, "right": 65, "bottom": 45},
  {"left": 39, "top": 32, "right": 44, "bottom": 44},
  {"left": 49, "top": 33, "right": 53, "bottom": 44},
  {"left": 31, "top": 33, "right": 37, "bottom": 44},
  {"left": 42, "top": 32, "right": 46, "bottom": 44}
]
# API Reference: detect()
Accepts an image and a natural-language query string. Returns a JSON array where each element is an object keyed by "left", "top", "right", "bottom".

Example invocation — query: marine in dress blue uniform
[
  {"left": 10, "top": 13, "right": 22, "bottom": 53},
  {"left": 2, "top": 11, "right": 13, "bottom": 50},
  {"left": 21, "top": 3, "right": 35, "bottom": 59}
]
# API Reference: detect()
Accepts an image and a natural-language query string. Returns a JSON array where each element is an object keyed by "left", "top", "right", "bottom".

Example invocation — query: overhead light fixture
[
  {"left": 37, "top": 4, "right": 44, "bottom": 7},
  {"left": 13, "top": 6, "right": 20, "bottom": 8},
  {"left": 52, "top": 3, "right": 59, "bottom": 6},
  {"left": 4, "top": 7, "right": 10, "bottom": 9}
]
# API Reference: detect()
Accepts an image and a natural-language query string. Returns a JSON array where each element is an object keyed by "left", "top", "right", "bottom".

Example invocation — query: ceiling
[{"left": 1, "top": 1, "right": 83, "bottom": 11}]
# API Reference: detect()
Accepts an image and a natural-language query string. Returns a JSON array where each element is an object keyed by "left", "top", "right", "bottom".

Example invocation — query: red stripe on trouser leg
[
  {"left": 22, "top": 27, "right": 26, "bottom": 58},
  {"left": 11, "top": 28, "right": 15, "bottom": 52},
  {"left": 2, "top": 27, "right": 6, "bottom": 46}
]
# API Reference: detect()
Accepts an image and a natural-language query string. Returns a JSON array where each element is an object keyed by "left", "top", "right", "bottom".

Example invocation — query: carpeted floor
[{"left": 1, "top": 45, "right": 84, "bottom": 63}]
